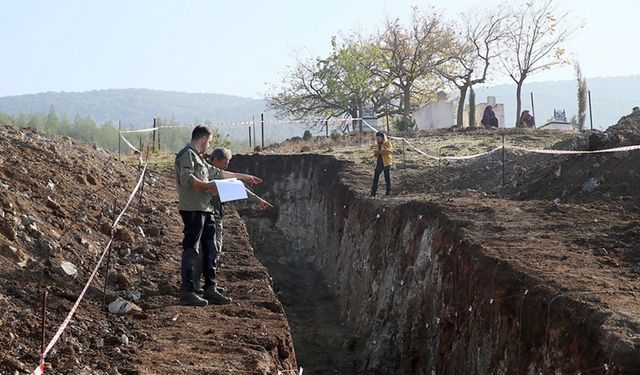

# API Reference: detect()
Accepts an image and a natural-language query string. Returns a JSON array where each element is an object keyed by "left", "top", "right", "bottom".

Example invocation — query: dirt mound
[
  {"left": 512, "top": 110, "right": 640, "bottom": 206},
  {"left": 0, "top": 125, "right": 296, "bottom": 374}
]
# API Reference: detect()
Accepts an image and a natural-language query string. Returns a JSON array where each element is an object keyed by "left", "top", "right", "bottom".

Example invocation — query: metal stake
[
  {"left": 40, "top": 290, "right": 48, "bottom": 364},
  {"left": 102, "top": 199, "right": 117, "bottom": 310}
]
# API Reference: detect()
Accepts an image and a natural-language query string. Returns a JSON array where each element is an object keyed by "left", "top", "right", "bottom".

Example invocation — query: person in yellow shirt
[{"left": 371, "top": 131, "right": 393, "bottom": 197}]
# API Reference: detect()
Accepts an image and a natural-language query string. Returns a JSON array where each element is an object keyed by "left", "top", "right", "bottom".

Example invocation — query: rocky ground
[{"left": 0, "top": 125, "right": 296, "bottom": 374}]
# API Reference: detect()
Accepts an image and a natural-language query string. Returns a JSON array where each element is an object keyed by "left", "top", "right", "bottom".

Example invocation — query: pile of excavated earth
[{"left": 0, "top": 125, "right": 296, "bottom": 374}]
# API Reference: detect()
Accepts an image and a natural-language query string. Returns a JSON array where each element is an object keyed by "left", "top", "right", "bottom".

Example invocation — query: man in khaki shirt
[
  {"left": 175, "top": 125, "right": 262, "bottom": 306},
  {"left": 192, "top": 147, "right": 273, "bottom": 294}
]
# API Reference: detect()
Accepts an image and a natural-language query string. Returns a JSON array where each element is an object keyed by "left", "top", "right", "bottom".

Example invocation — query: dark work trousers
[
  {"left": 179, "top": 210, "right": 217, "bottom": 292},
  {"left": 371, "top": 165, "right": 391, "bottom": 196}
]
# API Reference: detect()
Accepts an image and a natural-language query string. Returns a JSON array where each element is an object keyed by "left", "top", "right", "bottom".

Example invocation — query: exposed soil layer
[
  {"left": 0, "top": 125, "right": 296, "bottom": 374},
  {"left": 232, "top": 152, "right": 640, "bottom": 374},
  {"left": 240, "top": 219, "right": 361, "bottom": 373}
]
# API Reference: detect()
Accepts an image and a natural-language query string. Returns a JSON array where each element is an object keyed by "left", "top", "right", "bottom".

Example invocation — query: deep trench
[{"left": 232, "top": 154, "right": 637, "bottom": 375}]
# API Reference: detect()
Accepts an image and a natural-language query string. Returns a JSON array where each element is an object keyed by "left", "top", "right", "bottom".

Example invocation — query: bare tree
[
  {"left": 438, "top": 9, "right": 507, "bottom": 127},
  {"left": 501, "top": 0, "right": 579, "bottom": 126},
  {"left": 375, "top": 7, "right": 453, "bottom": 121}
]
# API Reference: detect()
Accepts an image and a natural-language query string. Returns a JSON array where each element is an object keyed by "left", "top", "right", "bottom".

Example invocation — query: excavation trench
[{"left": 232, "top": 154, "right": 639, "bottom": 374}]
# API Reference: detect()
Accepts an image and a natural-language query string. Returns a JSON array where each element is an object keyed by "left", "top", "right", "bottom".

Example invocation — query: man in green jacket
[
  {"left": 193, "top": 147, "right": 273, "bottom": 294},
  {"left": 174, "top": 126, "right": 263, "bottom": 306}
]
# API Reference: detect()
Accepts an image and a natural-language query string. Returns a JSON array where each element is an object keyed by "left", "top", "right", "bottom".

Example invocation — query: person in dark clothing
[
  {"left": 370, "top": 131, "right": 393, "bottom": 197},
  {"left": 192, "top": 148, "right": 273, "bottom": 294},
  {"left": 518, "top": 110, "right": 535, "bottom": 128},
  {"left": 480, "top": 105, "right": 499, "bottom": 128},
  {"left": 174, "top": 125, "right": 263, "bottom": 306}
]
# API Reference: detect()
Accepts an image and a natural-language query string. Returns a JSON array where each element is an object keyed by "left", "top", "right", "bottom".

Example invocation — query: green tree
[{"left": 267, "top": 34, "right": 391, "bottom": 129}]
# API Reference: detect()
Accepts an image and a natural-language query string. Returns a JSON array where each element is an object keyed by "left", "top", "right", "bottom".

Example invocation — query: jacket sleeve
[{"left": 177, "top": 151, "right": 197, "bottom": 187}]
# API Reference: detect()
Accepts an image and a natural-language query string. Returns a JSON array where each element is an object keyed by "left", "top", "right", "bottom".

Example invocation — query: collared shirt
[{"left": 174, "top": 143, "right": 223, "bottom": 212}]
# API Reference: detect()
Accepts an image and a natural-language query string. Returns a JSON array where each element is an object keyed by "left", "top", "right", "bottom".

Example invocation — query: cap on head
[{"left": 376, "top": 131, "right": 385, "bottom": 137}]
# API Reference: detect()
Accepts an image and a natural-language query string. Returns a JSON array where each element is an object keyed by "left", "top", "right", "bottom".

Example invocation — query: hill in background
[
  {"left": 0, "top": 75, "right": 639, "bottom": 143},
  {"left": 0, "top": 89, "right": 266, "bottom": 127}
]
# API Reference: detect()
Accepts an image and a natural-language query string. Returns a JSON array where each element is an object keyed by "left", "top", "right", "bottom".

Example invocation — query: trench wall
[{"left": 232, "top": 154, "right": 634, "bottom": 374}]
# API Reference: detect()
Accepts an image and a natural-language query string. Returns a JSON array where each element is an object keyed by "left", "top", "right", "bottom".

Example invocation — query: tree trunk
[
  {"left": 403, "top": 88, "right": 412, "bottom": 119},
  {"left": 457, "top": 85, "right": 468, "bottom": 127},
  {"left": 515, "top": 81, "right": 523, "bottom": 127}
]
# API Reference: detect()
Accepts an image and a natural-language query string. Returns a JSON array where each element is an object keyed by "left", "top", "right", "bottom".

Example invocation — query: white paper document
[{"left": 211, "top": 178, "right": 248, "bottom": 203}]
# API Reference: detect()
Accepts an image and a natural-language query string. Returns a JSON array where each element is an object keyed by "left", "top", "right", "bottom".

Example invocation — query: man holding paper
[
  {"left": 174, "top": 126, "right": 263, "bottom": 307},
  {"left": 192, "top": 148, "right": 273, "bottom": 294}
]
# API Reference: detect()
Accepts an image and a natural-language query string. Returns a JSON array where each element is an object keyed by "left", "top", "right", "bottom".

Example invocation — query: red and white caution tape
[
  {"left": 363, "top": 119, "right": 640, "bottom": 160},
  {"left": 115, "top": 117, "right": 361, "bottom": 134},
  {"left": 363, "top": 119, "right": 501, "bottom": 161},
  {"left": 118, "top": 128, "right": 158, "bottom": 134},
  {"left": 509, "top": 144, "right": 640, "bottom": 155},
  {"left": 32, "top": 364, "right": 45, "bottom": 375},
  {"left": 31, "top": 160, "right": 149, "bottom": 374},
  {"left": 119, "top": 133, "right": 141, "bottom": 154}
]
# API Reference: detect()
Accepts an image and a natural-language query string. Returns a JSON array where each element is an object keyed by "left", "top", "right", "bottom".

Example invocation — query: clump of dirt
[{"left": 0, "top": 125, "right": 296, "bottom": 374}]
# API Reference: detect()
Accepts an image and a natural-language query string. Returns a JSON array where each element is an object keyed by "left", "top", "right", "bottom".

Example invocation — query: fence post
[
  {"left": 157, "top": 118, "right": 161, "bottom": 153},
  {"left": 530, "top": 92, "right": 536, "bottom": 126},
  {"left": 253, "top": 115, "right": 256, "bottom": 148},
  {"left": 152, "top": 118, "right": 157, "bottom": 154},
  {"left": 402, "top": 138, "right": 406, "bottom": 167},
  {"left": 102, "top": 199, "right": 117, "bottom": 311},
  {"left": 248, "top": 126, "right": 252, "bottom": 148},
  {"left": 118, "top": 120, "right": 121, "bottom": 161},
  {"left": 501, "top": 133, "right": 506, "bottom": 195},
  {"left": 40, "top": 290, "right": 48, "bottom": 365},
  {"left": 261, "top": 113, "right": 265, "bottom": 149},
  {"left": 588, "top": 90, "right": 594, "bottom": 130},
  {"left": 325, "top": 120, "right": 329, "bottom": 138}
]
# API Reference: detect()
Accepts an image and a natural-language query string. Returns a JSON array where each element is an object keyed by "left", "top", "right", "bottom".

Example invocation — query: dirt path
[{"left": 125, "top": 169, "right": 298, "bottom": 374}]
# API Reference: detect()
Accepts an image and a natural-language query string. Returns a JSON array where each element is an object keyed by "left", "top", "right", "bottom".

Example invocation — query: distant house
[{"left": 413, "top": 92, "right": 505, "bottom": 129}]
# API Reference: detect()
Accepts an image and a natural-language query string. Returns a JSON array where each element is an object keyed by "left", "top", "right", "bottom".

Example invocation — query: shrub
[
  {"left": 394, "top": 117, "right": 416, "bottom": 133},
  {"left": 303, "top": 130, "right": 313, "bottom": 141},
  {"left": 330, "top": 129, "right": 341, "bottom": 141}
]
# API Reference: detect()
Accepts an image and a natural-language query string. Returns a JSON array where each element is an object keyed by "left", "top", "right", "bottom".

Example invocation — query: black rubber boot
[
  {"left": 179, "top": 291, "right": 208, "bottom": 307},
  {"left": 204, "top": 286, "right": 232, "bottom": 305}
]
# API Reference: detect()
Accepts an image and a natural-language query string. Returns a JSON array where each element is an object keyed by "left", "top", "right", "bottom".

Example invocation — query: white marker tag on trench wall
[{"left": 212, "top": 178, "right": 248, "bottom": 203}]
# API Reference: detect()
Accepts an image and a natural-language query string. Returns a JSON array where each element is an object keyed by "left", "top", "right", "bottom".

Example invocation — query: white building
[
  {"left": 414, "top": 92, "right": 456, "bottom": 130},
  {"left": 414, "top": 92, "right": 505, "bottom": 129}
]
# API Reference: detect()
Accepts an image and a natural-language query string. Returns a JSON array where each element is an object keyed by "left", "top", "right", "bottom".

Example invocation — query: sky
[{"left": 0, "top": 0, "right": 638, "bottom": 99}]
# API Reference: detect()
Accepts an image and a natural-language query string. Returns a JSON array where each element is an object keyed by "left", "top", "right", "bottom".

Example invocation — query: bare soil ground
[
  {"left": 2, "top": 107, "right": 640, "bottom": 373},
  {"left": 255, "top": 111, "right": 640, "bottom": 368},
  {"left": 0, "top": 125, "right": 296, "bottom": 374}
]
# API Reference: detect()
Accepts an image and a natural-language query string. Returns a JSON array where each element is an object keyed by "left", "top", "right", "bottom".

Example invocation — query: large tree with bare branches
[
  {"left": 375, "top": 8, "right": 453, "bottom": 121},
  {"left": 438, "top": 9, "right": 507, "bottom": 127},
  {"left": 501, "top": 0, "right": 578, "bottom": 126}
]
